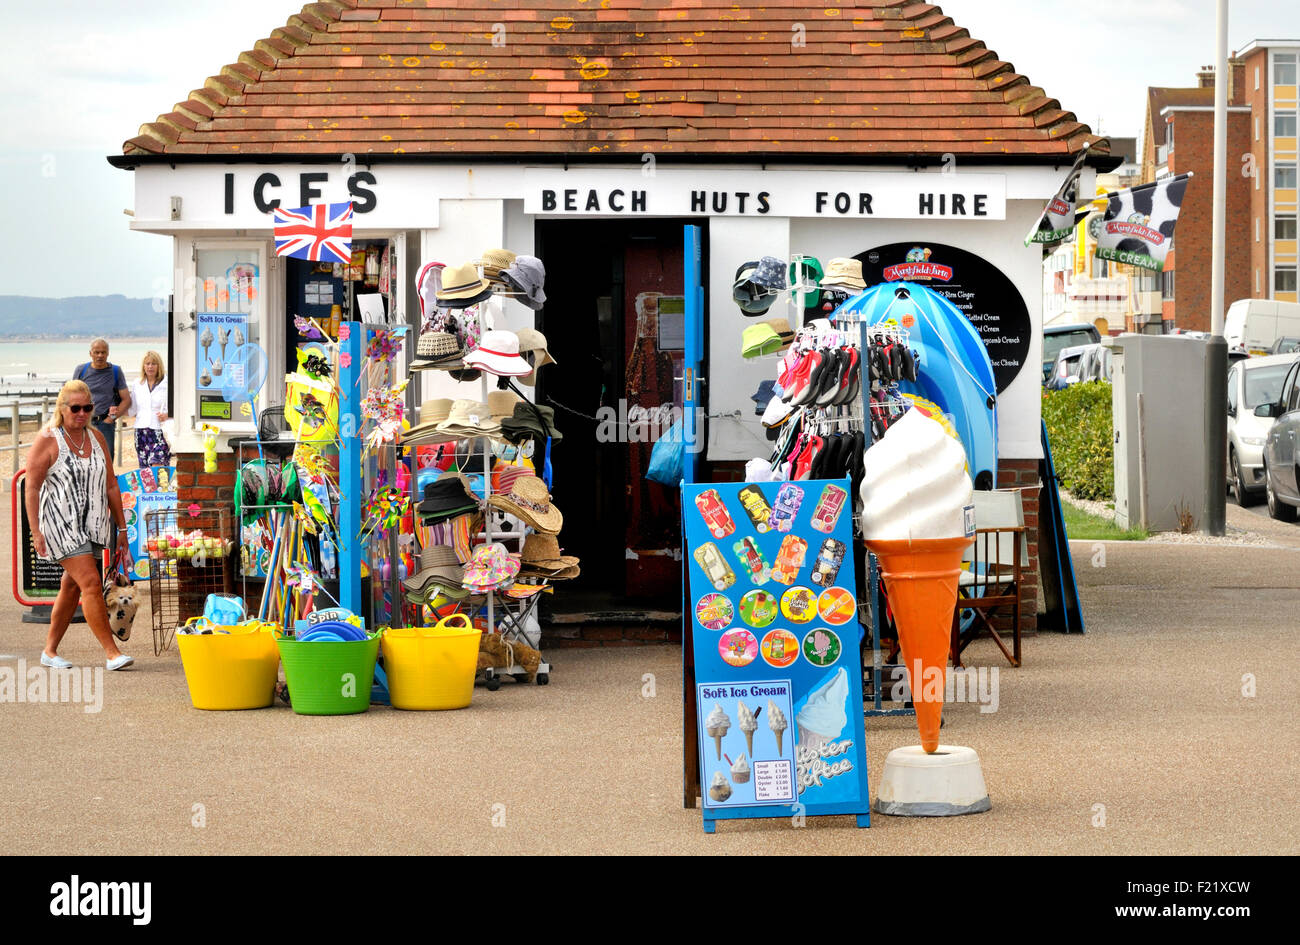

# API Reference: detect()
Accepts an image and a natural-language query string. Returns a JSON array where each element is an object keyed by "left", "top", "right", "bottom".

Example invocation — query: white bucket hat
[{"left": 464, "top": 330, "right": 531, "bottom": 377}]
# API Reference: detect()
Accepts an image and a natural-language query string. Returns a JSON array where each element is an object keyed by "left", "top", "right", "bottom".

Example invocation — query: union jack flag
[{"left": 273, "top": 202, "right": 354, "bottom": 264}]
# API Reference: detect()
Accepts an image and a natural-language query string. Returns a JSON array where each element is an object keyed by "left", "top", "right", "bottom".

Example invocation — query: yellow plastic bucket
[
  {"left": 177, "top": 624, "right": 280, "bottom": 710},
  {"left": 382, "top": 617, "right": 482, "bottom": 710}
]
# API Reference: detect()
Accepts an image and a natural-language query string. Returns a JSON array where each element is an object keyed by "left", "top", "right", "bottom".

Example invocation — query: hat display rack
[
  {"left": 399, "top": 251, "right": 564, "bottom": 689},
  {"left": 738, "top": 256, "right": 916, "bottom": 718}
]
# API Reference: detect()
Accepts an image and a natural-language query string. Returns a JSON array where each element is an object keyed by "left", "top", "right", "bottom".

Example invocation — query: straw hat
[
  {"left": 519, "top": 532, "right": 580, "bottom": 573},
  {"left": 480, "top": 248, "right": 517, "bottom": 282},
  {"left": 402, "top": 545, "right": 466, "bottom": 594},
  {"left": 487, "top": 474, "right": 563, "bottom": 534},
  {"left": 514, "top": 327, "right": 556, "bottom": 386},
  {"left": 409, "top": 331, "right": 465, "bottom": 370},
  {"left": 437, "top": 261, "right": 492, "bottom": 307},
  {"left": 435, "top": 400, "right": 502, "bottom": 437}
]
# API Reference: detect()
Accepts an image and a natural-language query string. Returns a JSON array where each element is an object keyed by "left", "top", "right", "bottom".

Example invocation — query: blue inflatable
[{"left": 832, "top": 281, "right": 998, "bottom": 488}]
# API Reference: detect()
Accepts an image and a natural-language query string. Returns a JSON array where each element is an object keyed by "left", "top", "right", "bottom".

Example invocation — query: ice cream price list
[{"left": 682, "top": 479, "right": 871, "bottom": 831}]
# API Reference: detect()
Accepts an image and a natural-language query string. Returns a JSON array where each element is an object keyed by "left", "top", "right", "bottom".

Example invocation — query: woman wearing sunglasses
[{"left": 24, "top": 380, "right": 134, "bottom": 670}]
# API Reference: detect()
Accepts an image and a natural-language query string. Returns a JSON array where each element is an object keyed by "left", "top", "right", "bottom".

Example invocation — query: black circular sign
[{"left": 857, "top": 242, "right": 1030, "bottom": 394}]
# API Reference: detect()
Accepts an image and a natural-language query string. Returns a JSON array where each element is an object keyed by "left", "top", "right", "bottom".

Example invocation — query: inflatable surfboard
[{"left": 833, "top": 281, "right": 999, "bottom": 489}]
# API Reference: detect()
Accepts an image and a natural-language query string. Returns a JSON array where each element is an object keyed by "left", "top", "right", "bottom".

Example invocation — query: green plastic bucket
[{"left": 277, "top": 633, "right": 380, "bottom": 716}]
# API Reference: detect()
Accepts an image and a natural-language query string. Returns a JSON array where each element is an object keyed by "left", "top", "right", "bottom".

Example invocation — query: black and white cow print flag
[
  {"left": 1094, "top": 173, "right": 1193, "bottom": 272},
  {"left": 1025, "top": 146, "right": 1090, "bottom": 245}
]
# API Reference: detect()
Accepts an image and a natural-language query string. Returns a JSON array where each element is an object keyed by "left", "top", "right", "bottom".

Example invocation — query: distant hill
[{"left": 0, "top": 296, "right": 166, "bottom": 338}]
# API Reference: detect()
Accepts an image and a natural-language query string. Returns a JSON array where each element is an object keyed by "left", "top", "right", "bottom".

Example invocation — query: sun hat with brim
[
  {"left": 514, "top": 327, "right": 556, "bottom": 386},
  {"left": 480, "top": 248, "right": 517, "bottom": 282},
  {"left": 437, "top": 262, "right": 493, "bottom": 307},
  {"left": 543, "top": 564, "right": 580, "bottom": 581},
  {"left": 405, "top": 581, "right": 472, "bottom": 604},
  {"left": 436, "top": 400, "right": 502, "bottom": 438},
  {"left": 409, "top": 331, "right": 467, "bottom": 370},
  {"left": 733, "top": 261, "right": 778, "bottom": 316},
  {"left": 500, "top": 402, "right": 563, "bottom": 444},
  {"left": 488, "top": 389, "right": 522, "bottom": 421},
  {"left": 499, "top": 256, "right": 547, "bottom": 310},
  {"left": 487, "top": 474, "right": 563, "bottom": 534},
  {"left": 402, "top": 398, "right": 455, "bottom": 440},
  {"left": 462, "top": 543, "right": 520, "bottom": 590},
  {"left": 819, "top": 257, "right": 866, "bottom": 291},
  {"left": 416, "top": 475, "right": 480, "bottom": 523},
  {"left": 519, "top": 532, "right": 580, "bottom": 572},
  {"left": 742, "top": 322, "right": 784, "bottom": 358},
  {"left": 401, "top": 545, "right": 465, "bottom": 593},
  {"left": 464, "top": 330, "right": 532, "bottom": 377},
  {"left": 492, "top": 463, "right": 533, "bottom": 496},
  {"left": 766, "top": 317, "right": 794, "bottom": 351}
]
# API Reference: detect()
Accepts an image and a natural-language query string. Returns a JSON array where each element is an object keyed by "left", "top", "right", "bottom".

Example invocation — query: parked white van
[{"left": 1224, "top": 299, "right": 1300, "bottom": 355}]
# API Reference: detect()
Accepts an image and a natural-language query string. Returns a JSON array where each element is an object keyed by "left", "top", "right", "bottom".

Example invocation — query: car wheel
[
  {"left": 1231, "top": 449, "right": 1258, "bottom": 507},
  {"left": 1265, "top": 460, "right": 1298, "bottom": 522}
]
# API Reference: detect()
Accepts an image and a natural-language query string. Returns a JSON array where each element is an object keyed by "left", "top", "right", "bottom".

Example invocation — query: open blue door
[{"left": 683, "top": 225, "right": 704, "bottom": 484}]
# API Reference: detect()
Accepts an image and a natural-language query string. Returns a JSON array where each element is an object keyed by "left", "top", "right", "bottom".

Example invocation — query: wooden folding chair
[{"left": 951, "top": 489, "right": 1025, "bottom": 668}]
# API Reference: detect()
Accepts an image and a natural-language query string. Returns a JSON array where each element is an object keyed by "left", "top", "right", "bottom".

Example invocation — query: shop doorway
[{"left": 534, "top": 219, "right": 704, "bottom": 611}]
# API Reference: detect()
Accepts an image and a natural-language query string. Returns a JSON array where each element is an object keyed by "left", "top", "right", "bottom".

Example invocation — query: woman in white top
[
  {"left": 129, "top": 350, "right": 170, "bottom": 467},
  {"left": 24, "top": 380, "right": 134, "bottom": 670}
]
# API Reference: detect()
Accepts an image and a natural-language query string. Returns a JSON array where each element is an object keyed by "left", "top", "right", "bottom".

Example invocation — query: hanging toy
[{"left": 201, "top": 424, "right": 219, "bottom": 473}]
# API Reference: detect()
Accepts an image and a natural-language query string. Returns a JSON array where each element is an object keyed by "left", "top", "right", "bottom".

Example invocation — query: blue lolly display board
[
  {"left": 117, "top": 466, "right": 177, "bottom": 581},
  {"left": 682, "top": 478, "right": 870, "bottom": 832}
]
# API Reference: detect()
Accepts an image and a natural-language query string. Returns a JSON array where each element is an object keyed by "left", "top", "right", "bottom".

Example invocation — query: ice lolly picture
[
  {"left": 771, "top": 534, "right": 808, "bottom": 585},
  {"left": 693, "top": 542, "right": 736, "bottom": 591},
  {"left": 732, "top": 536, "right": 771, "bottom": 584},
  {"left": 809, "top": 538, "right": 846, "bottom": 587},
  {"left": 810, "top": 484, "right": 848, "bottom": 533},
  {"left": 737, "top": 485, "right": 773, "bottom": 533},
  {"left": 695, "top": 489, "right": 736, "bottom": 539},
  {"left": 767, "top": 483, "right": 804, "bottom": 533}
]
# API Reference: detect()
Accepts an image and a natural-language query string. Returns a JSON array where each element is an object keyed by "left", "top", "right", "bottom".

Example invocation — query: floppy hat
[
  {"left": 766, "top": 317, "right": 794, "bottom": 350},
  {"left": 514, "top": 327, "right": 557, "bottom": 386},
  {"left": 403, "top": 398, "right": 455, "bottom": 441},
  {"left": 500, "top": 401, "right": 563, "bottom": 444},
  {"left": 751, "top": 256, "right": 787, "bottom": 291},
  {"left": 487, "top": 474, "right": 563, "bottom": 534},
  {"left": 464, "top": 330, "right": 532, "bottom": 377},
  {"left": 742, "top": 322, "right": 783, "bottom": 358},
  {"left": 751, "top": 379, "right": 778, "bottom": 414},
  {"left": 480, "top": 248, "right": 517, "bottom": 282},
  {"left": 499, "top": 256, "right": 547, "bottom": 310},
  {"left": 436, "top": 400, "right": 502, "bottom": 437},
  {"left": 519, "top": 532, "right": 580, "bottom": 573},
  {"left": 488, "top": 389, "right": 522, "bottom": 421},
  {"left": 819, "top": 257, "right": 866, "bottom": 291},
  {"left": 416, "top": 475, "right": 480, "bottom": 524},
  {"left": 402, "top": 545, "right": 466, "bottom": 593},
  {"left": 409, "top": 330, "right": 466, "bottom": 370},
  {"left": 462, "top": 543, "right": 521, "bottom": 591},
  {"left": 437, "top": 262, "right": 493, "bottom": 308},
  {"left": 415, "top": 261, "right": 446, "bottom": 321}
]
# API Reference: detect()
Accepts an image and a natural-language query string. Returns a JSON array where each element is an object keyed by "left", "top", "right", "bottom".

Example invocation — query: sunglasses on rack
[{"left": 67, "top": 404, "right": 94, "bottom": 414}]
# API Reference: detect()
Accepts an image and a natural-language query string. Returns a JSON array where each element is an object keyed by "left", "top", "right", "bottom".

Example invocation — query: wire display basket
[{"left": 145, "top": 506, "right": 233, "bottom": 655}]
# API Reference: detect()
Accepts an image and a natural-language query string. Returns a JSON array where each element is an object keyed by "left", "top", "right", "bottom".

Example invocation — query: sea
[{"left": 0, "top": 340, "right": 169, "bottom": 410}]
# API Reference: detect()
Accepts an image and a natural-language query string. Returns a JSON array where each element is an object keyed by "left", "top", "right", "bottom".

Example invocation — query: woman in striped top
[{"left": 24, "top": 380, "right": 134, "bottom": 671}]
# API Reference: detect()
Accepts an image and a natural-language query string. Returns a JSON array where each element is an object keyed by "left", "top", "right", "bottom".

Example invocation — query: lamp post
[{"left": 1204, "top": 0, "right": 1229, "bottom": 535}]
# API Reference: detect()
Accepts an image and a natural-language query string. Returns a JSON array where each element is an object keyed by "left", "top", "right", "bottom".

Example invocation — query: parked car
[
  {"left": 1045, "top": 342, "right": 1111, "bottom": 390},
  {"left": 1272, "top": 336, "right": 1300, "bottom": 355},
  {"left": 1045, "top": 343, "right": 1091, "bottom": 390},
  {"left": 1257, "top": 357, "right": 1300, "bottom": 521},
  {"left": 1227, "top": 354, "right": 1299, "bottom": 505},
  {"left": 1042, "top": 323, "right": 1101, "bottom": 383}
]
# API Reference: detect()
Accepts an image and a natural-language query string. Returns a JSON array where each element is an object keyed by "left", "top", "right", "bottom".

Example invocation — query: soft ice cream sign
[{"left": 683, "top": 479, "right": 871, "bottom": 832}]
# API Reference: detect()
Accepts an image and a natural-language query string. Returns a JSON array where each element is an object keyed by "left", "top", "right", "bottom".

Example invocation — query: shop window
[
  {"left": 194, "top": 246, "right": 264, "bottom": 425},
  {"left": 1278, "top": 164, "right": 1298, "bottom": 189},
  {"left": 1277, "top": 266, "right": 1298, "bottom": 294},
  {"left": 1278, "top": 215, "right": 1298, "bottom": 240},
  {"left": 1275, "top": 111, "right": 1297, "bottom": 137},
  {"left": 1276, "top": 54, "right": 1297, "bottom": 86},
  {"left": 1162, "top": 270, "right": 1175, "bottom": 301}
]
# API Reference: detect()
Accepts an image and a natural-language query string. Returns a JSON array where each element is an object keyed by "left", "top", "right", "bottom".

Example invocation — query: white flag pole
[{"left": 1205, "top": 0, "right": 1229, "bottom": 535}]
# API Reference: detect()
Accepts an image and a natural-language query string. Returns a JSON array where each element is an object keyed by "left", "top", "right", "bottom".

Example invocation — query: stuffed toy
[{"left": 478, "top": 631, "right": 541, "bottom": 682}]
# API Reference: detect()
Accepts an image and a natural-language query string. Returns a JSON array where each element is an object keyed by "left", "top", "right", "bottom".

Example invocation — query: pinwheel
[
  {"left": 297, "top": 393, "right": 330, "bottom": 433},
  {"left": 364, "top": 328, "right": 403, "bottom": 365},
  {"left": 362, "top": 380, "right": 408, "bottom": 455},
  {"left": 357, "top": 485, "right": 409, "bottom": 542}
]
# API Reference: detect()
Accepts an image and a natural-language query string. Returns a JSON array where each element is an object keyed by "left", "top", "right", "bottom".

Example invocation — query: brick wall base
[{"left": 996, "top": 458, "right": 1040, "bottom": 638}]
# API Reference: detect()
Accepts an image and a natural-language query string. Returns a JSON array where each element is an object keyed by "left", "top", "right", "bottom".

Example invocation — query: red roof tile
[{"left": 122, "top": 0, "right": 1100, "bottom": 160}]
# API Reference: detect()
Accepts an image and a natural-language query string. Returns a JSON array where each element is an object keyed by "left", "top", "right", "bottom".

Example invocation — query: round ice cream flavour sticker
[
  {"left": 719, "top": 629, "right": 758, "bottom": 668},
  {"left": 817, "top": 586, "right": 856, "bottom": 625},
  {"left": 695, "top": 593, "right": 734, "bottom": 631},
  {"left": 780, "top": 586, "right": 817, "bottom": 624},
  {"left": 760, "top": 628, "right": 799, "bottom": 668},
  {"left": 802, "top": 627, "right": 842, "bottom": 666},
  {"left": 739, "top": 589, "right": 778, "bottom": 628}
]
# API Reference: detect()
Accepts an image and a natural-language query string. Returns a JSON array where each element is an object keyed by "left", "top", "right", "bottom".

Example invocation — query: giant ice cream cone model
[{"left": 860, "top": 409, "right": 973, "bottom": 754}]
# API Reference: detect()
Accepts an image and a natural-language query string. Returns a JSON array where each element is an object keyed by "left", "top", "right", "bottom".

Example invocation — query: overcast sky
[{"left": 0, "top": 0, "right": 1285, "bottom": 299}]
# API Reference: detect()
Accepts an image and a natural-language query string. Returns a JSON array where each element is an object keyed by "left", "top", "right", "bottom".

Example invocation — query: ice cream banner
[
  {"left": 116, "top": 466, "right": 177, "bottom": 581},
  {"left": 683, "top": 478, "right": 870, "bottom": 831}
]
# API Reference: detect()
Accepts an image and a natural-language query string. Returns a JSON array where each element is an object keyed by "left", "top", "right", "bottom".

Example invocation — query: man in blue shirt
[{"left": 73, "top": 338, "right": 132, "bottom": 455}]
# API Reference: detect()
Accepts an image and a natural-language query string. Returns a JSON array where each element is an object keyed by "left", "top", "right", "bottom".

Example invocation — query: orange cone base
[{"left": 866, "top": 537, "right": 971, "bottom": 753}]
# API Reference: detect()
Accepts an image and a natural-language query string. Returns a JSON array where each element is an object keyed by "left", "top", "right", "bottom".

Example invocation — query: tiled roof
[{"left": 122, "top": 0, "right": 1098, "bottom": 160}]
